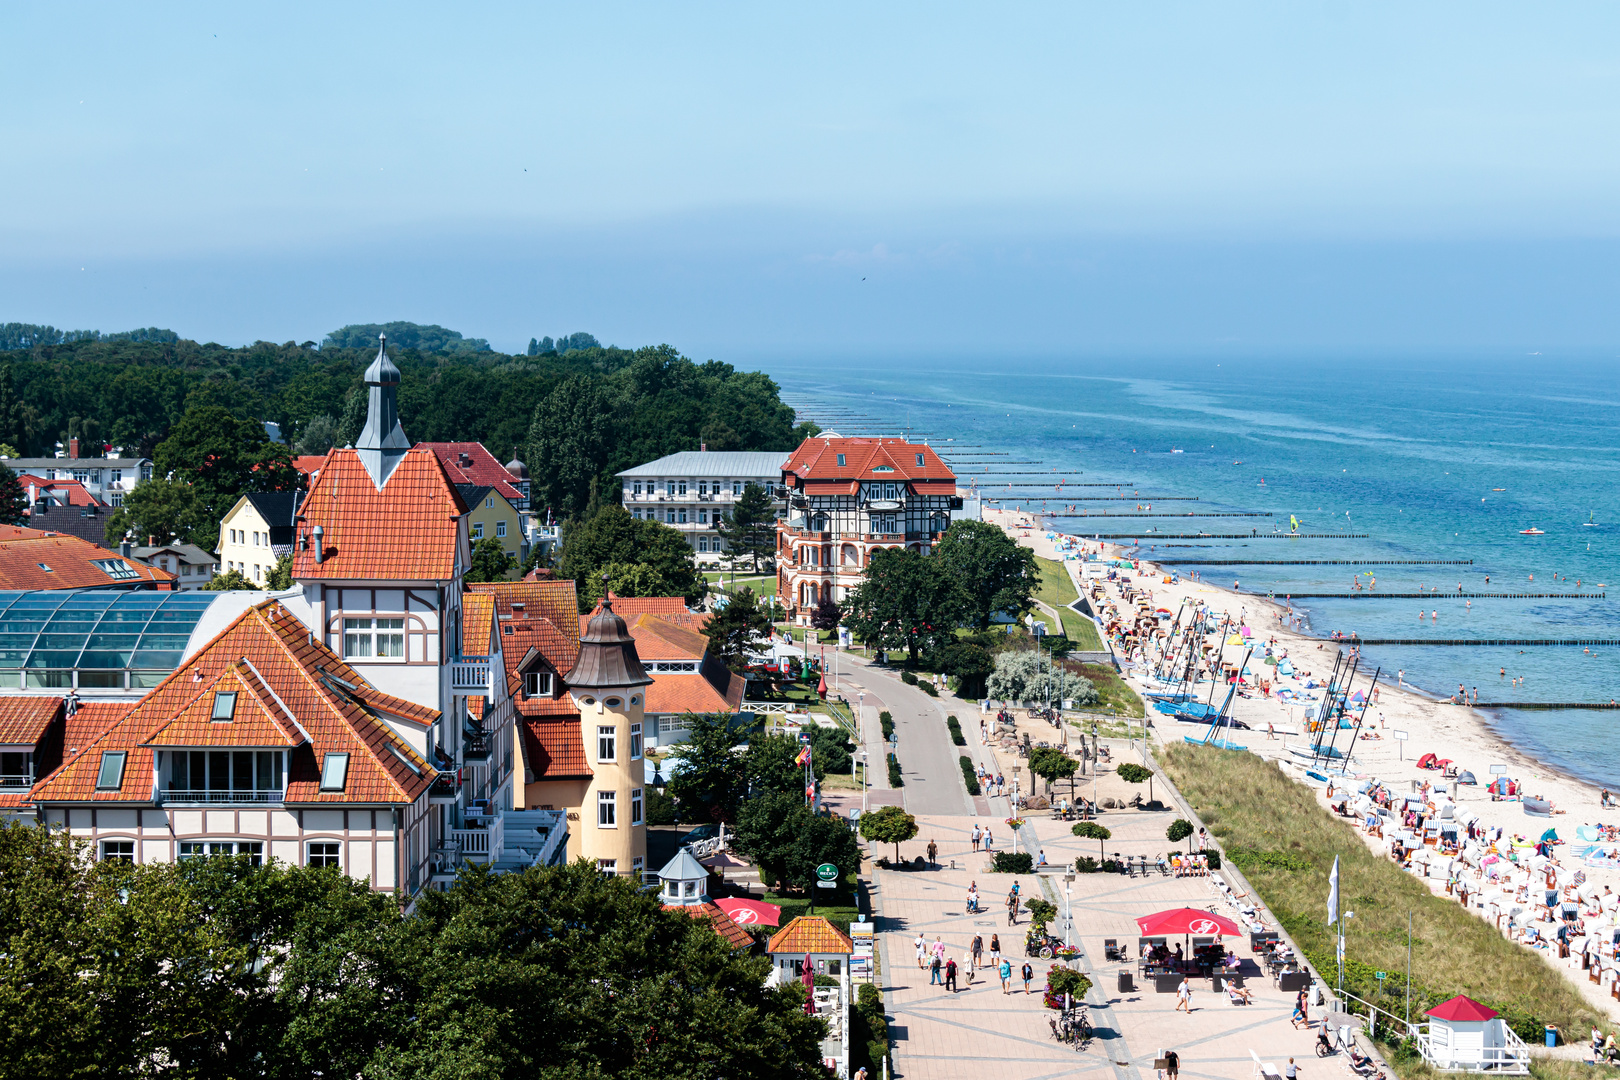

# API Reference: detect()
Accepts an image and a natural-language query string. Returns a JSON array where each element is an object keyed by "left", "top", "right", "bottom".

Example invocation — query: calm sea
[{"left": 766, "top": 353, "right": 1620, "bottom": 786}]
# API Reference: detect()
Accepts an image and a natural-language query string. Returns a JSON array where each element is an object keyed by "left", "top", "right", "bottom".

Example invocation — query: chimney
[
  {"left": 119, "top": 540, "right": 132, "bottom": 558},
  {"left": 69, "top": 437, "right": 79, "bottom": 459},
  {"left": 148, "top": 535, "right": 156, "bottom": 547},
  {"left": 312, "top": 524, "right": 324, "bottom": 563}
]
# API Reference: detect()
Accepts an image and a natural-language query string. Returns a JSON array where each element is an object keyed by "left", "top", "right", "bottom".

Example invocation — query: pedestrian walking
[
  {"left": 971, "top": 933, "right": 984, "bottom": 967},
  {"left": 1175, "top": 977, "right": 1191, "bottom": 1012},
  {"left": 930, "top": 955, "right": 943, "bottom": 985},
  {"left": 1284, "top": 1058, "right": 1298, "bottom": 1080},
  {"left": 1021, "top": 962, "right": 1034, "bottom": 994},
  {"left": 914, "top": 933, "right": 927, "bottom": 969},
  {"left": 999, "top": 958, "right": 1012, "bottom": 994},
  {"left": 945, "top": 957, "right": 958, "bottom": 992},
  {"left": 1164, "top": 1050, "right": 1180, "bottom": 1080},
  {"left": 971, "top": 824, "right": 982, "bottom": 851},
  {"left": 985, "top": 827, "right": 995, "bottom": 850},
  {"left": 932, "top": 937, "right": 946, "bottom": 965},
  {"left": 926, "top": 839, "right": 938, "bottom": 866},
  {"left": 964, "top": 951, "right": 975, "bottom": 986},
  {"left": 989, "top": 934, "right": 1002, "bottom": 966}
]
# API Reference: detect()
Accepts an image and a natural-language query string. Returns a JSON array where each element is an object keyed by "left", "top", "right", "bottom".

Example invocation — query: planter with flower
[{"left": 1042, "top": 965, "right": 1093, "bottom": 1010}]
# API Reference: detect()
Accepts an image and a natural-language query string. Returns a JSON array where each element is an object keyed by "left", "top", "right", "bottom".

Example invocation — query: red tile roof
[
  {"left": 292, "top": 447, "right": 466, "bottom": 581},
  {"left": 470, "top": 580, "right": 583, "bottom": 719},
  {"left": 0, "top": 696, "right": 62, "bottom": 746},
  {"left": 667, "top": 902, "right": 755, "bottom": 950},
  {"left": 767, "top": 915, "right": 854, "bottom": 955},
  {"left": 623, "top": 613, "right": 709, "bottom": 660},
  {"left": 0, "top": 533, "right": 175, "bottom": 590},
  {"left": 420, "top": 442, "right": 525, "bottom": 505},
  {"left": 605, "top": 595, "right": 690, "bottom": 617},
  {"left": 31, "top": 600, "right": 438, "bottom": 806},
  {"left": 63, "top": 702, "right": 131, "bottom": 756},
  {"left": 521, "top": 718, "right": 590, "bottom": 779},
  {"left": 142, "top": 665, "right": 306, "bottom": 749},
  {"left": 462, "top": 592, "right": 496, "bottom": 656},
  {"left": 18, "top": 476, "right": 104, "bottom": 508},
  {"left": 644, "top": 660, "right": 746, "bottom": 717},
  {"left": 292, "top": 454, "right": 328, "bottom": 483},
  {"left": 781, "top": 437, "right": 956, "bottom": 496}
]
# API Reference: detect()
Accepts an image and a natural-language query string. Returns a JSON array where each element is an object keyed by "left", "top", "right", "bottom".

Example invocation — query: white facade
[
  {"left": 3, "top": 455, "right": 152, "bottom": 506},
  {"left": 618, "top": 451, "right": 787, "bottom": 561}
]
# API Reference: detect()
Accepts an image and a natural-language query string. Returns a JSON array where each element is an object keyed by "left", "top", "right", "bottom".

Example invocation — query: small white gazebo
[
  {"left": 656, "top": 848, "right": 711, "bottom": 907},
  {"left": 1417, "top": 995, "right": 1529, "bottom": 1074}
]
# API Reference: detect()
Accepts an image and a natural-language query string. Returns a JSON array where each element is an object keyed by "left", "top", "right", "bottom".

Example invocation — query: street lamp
[{"left": 860, "top": 748, "right": 869, "bottom": 813}]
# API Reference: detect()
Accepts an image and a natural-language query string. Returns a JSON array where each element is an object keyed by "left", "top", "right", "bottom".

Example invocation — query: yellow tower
[{"left": 564, "top": 595, "right": 652, "bottom": 880}]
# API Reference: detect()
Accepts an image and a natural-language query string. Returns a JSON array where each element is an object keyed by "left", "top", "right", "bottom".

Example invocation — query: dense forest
[{"left": 0, "top": 322, "right": 816, "bottom": 520}]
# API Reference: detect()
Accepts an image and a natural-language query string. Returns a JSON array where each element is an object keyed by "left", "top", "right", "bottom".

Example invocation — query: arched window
[{"left": 811, "top": 513, "right": 829, "bottom": 532}]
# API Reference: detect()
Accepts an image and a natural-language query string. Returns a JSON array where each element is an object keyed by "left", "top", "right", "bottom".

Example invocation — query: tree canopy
[
  {"left": 841, "top": 547, "right": 965, "bottom": 665},
  {"left": 557, "top": 504, "right": 705, "bottom": 611},
  {"left": 934, "top": 519, "right": 1039, "bottom": 629},
  {"left": 323, "top": 321, "right": 491, "bottom": 353},
  {"left": 465, "top": 535, "right": 518, "bottom": 583},
  {"left": 985, "top": 650, "right": 1097, "bottom": 706},
  {"left": 703, "top": 588, "right": 770, "bottom": 673},
  {"left": 857, "top": 805, "right": 918, "bottom": 862},
  {"left": 715, "top": 481, "right": 777, "bottom": 572},
  {"left": 0, "top": 822, "right": 828, "bottom": 1080}
]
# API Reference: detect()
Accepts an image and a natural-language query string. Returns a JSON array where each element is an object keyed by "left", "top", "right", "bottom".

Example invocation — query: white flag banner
[{"left": 1327, "top": 854, "right": 1340, "bottom": 925}]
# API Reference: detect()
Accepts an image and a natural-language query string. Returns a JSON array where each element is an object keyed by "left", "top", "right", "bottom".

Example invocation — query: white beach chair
[{"left": 1251, "top": 1049, "right": 1283, "bottom": 1080}]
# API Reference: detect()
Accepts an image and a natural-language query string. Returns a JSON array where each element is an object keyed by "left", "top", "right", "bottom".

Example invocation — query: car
[{"left": 679, "top": 824, "right": 721, "bottom": 846}]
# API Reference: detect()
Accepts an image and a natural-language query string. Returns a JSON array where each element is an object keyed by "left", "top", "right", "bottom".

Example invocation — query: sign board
[
  {"left": 1375, "top": 971, "right": 1387, "bottom": 980},
  {"left": 1489, "top": 763, "right": 1507, "bottom": 775},
  {"left": 1390, "top": 730, "right": 1409, "bottom": 741},
  {"left": 849, "top": 922, "right": 874, "bottom": 939},
  {"left": 816, "top": 863, "right": 840, "bottom": 883},
  {"left": 816, "top": 880, "right": 837, "bottom": 888}
]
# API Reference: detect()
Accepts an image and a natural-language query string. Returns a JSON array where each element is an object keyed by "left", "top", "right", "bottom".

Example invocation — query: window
[
  {"left": 320, "top": 752, "right": 349, "bottom": 791},
  {"left": 697, "top": 509, "right": 707, "bottom": 524},
  {"left": 169, "top": 750, "right": 283, "bottom": 799},
  {"left": 697, "top": 537, "right": 708, "bottom": 552},
  {"left": 110, "top": 492, "right": 123, "bottom": 507},
  {"left": 95, "top": 751, "right": 126, "bottom": 790},
  {"left": 632, "top": 855, "right": 644, "bottom": 879},
  {"left": 684, "top": 879, "right": 697, "bottom": 897},
  {"left": 344, "top": 617, "right": 404, "bottom": 658},
  {"left": 471, "top": 522, "right": 484, "bottom": 539},
  {"left": 307, "top": 841, "right": 341, "bottom": 868},
  {"left": 698, "top": 481, "right": 708, "bottom": 496},
  {"left": 633, "top": 481, "right": 642, "bottom": 495},
  {"left": 178, "top": 841, "right": 263, "bottom": 865},
  {"left": 524, "top": 671, "right": 553, "bottom": 697},
  {"left": 597, "top": 790, "right": 617, "bottom": 827},
  {"left": 110, "top": 469, "right": 121, "bottom": 484},
  {"left": 92, "top": 558, "right": 140, "bottom": 580},
  {"left": 211, "top": 691, "right": 237, "bottom": 720},
  {"left": 254, "top": 564, "right": 262, "bottom": 580},
  {"left": 677, "top": 481, "right": 687, "bottom": 496},
  {"left": 597, "top": 725, "right": 616, "bottom": 762},
  {"left": 666, "top": 509, "right": 676, "bottom": 524},
  {"left": 597, "top": 858, "right": 617, "bottom": 875},
  {"left": 486, "top": 496, "right": 494, "bottom": 509},
  {"left": 495, "top": 520, "right": 506, "bottom": 538},
  {"left": 632, "top": 508, "right": 642, "bottom": 519},
  {"left": 732, "top": 481, "right": 742, "bottom": 495},
  {"left": 917, "top": 453, "right": 925, "bottom": 466},
  {"left": 629, "top": 722, "right": 643, "bottom": 760},
  {"left": 100, "top": 840, "right": 134, "bottom": 862},
  {"left": 837, "top": 453, "right": 846, "bottom": 466},
  {"left": 677, "top": 508, "right": 687, "bottom": 524},
  {"left": 631, "top": 788, "right": 643, "bottom": 825}
]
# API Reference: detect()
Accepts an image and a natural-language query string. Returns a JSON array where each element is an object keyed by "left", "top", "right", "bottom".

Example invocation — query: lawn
[
  {"left": 1161, "top": 742, "right": 1599, "bottom": 1063},
  {"left": 1069, "top": 661, "right": 1143, "bottom": 719},
  {"left": 1034, "top": 556, "right": 1104, "bottom": 651},
  {"left": 763, "top": 883, "right": 862, "bottom": 933}
]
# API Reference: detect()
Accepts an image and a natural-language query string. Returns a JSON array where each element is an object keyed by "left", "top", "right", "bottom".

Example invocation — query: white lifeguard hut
[{"left": 1417, "top": 995, "right": 1529, "bottom": 1074}]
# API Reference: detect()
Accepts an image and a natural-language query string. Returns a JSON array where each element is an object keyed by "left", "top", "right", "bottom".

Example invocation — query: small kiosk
[{"left": 1417, "top": 995, "right": 1529, "bottom": 1074}]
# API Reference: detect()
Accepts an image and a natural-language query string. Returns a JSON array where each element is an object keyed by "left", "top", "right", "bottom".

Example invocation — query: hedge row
[
  {"left": 945, "top": 715, "right": 965, "bottom": 745},
  {"left": 959, "top": 755, "right": 980, "bottom": 795}
]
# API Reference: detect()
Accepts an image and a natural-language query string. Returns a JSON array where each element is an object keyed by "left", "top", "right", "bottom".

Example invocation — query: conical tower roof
[{"left": 564, "top": 593, "right": 653, "bottom": 690}]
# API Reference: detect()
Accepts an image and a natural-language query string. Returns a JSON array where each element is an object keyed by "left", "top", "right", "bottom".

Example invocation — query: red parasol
[
  {"left": 802, "top": 953, "right": 817, "bottom": 1013},
  {"left": 714, "top": 896, "right": 782, "bottom": 926},
  {"left": 1134, "top": 908, "right": 1242, "bottom": 937}
]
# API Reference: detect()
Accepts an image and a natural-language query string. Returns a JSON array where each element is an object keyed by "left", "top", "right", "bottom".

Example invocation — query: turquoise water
[{"left": 768, "top": 354, "right": 1620, "bottom": 785}]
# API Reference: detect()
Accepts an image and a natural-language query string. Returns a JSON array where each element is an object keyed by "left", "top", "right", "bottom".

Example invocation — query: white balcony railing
[
  {"left": 451, "top": 816, "right": 505, "bottom": 863},
  {"left": 163, "top": 789, "right": 283, "bottom": 805},
  {"left": 450, "top": 656, "right": 493, "bottom": 694}
]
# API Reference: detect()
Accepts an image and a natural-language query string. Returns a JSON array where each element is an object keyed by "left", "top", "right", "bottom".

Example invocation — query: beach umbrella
[
  {"left": 802, "top": 954, "right": 816, "bottom": 1014},
  {"left": 1350, "top": 691, "right": 1366, "bottom": 703},
  {"left": 1135, "top": 908, "right": 1243, "bottom": 937},
  {"left": 714, "top": 897, "right": 782, "bottom": 926}
]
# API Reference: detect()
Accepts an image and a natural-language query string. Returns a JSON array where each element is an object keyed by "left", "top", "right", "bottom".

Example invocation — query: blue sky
[{"left": 4, "top": 3, "right": 1620, "bottom": 356}]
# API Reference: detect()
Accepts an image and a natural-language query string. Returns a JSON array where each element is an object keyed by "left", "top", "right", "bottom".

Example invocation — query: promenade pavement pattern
[{"left": 873, "top": 812, "right": 1336, "bottom": 1080}]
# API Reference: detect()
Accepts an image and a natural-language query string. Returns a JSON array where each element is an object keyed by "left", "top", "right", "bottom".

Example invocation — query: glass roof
[{"left": 0, "top": 590, "right": 218, "bottom": 671}]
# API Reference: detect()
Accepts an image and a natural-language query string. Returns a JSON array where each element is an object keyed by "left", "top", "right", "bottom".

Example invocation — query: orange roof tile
[
  {"left": 767, "top": 915, "right": 854, "bottom": 955},
  {"left": 470, "top": 580, "right": 583, "bottom": 718},
  {"left": 606, "top": 595, "right": 689, "bottom": 617},
  {"left": 644, "top": 662, "right": 745, "bottom": 717},
  {"left": 292, "top": 448, "right": 466, "bottom": 581},
  {"left": 62, "top": 702, "right": 131, "bottom": 756},
  {"left": 625, "top": 613, "right": 710, "bottom": 660},
  {"left": 17, "top": 476, "right": 104, "bottom": 509},
  {"left": 462, "top": 592, "right": 495, "bottom": 656},
  {"left": 31, "top": 601, "right": 438, "bottom": 806},
  {"left": 0, "top": 696, "right": 62, "bottom": 746},
  {"left": 142, "top": 666, "right": 305, "bottom": 748},
  {"left": 0, "top": 533, "right": 175, "bottom": 590},
  {"left": 420, "top": 442, "right": 525, "bottom": 505},
  {"left": 522, "top": 718, "right": 590, "bottom": 779},
  {"left": 781, "top": 436, "right": 956, "bottom": 495},
  {"left": 292, "top": 454, "right": 329, "bottom": 482},
  {"left": 667, "top": 902, "right": 754, "bottom": 950}
]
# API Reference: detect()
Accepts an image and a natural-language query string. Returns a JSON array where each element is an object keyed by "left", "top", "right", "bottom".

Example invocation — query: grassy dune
[
  {"left": 1034, "top": 556, "right": 1105, "bottom": 651},
  {"left": 1162, "top": 743, "right": 1598, "bottom": 1049}
]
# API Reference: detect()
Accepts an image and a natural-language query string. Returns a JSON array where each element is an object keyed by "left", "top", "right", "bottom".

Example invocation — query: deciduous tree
[
  {"left": 935, "top": 519, "right": 1039, "bottom": 629},
  {"left": 558, "top": 504, "right": 704, "bottom": 610},
  {"left": 842, "top": 547, "right": 965, "bottom": 666},
  {"left": 465, "top": 535, "right": 517, "bottom": 583},
  {"left": 667, "top": 712, "right": 750, "bottom": 824},
  {"left": 103, "top": 476, "right": 210, "bottom": 548},
  {"left": 857, "top": 804, "right": 919, "bottom": 863}
]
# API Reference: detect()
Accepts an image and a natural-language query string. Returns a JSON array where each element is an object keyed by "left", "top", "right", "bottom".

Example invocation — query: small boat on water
[
  {"left": 1170, "top": 448, "right": 1184, "bottom": 454},
  {"left": 1585, "top": 512, "right": 1599, "bottom": 528},
  {"left": 1520, "top": 527, "right": 1545, "bottom": 536}
]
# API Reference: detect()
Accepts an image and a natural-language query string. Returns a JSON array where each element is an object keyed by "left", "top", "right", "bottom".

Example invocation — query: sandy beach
[{"left": 985, "top": 505, "right": 1620, "bottom": 1023}]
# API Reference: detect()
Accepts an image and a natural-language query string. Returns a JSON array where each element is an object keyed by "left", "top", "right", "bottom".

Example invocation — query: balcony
[
  {"left": 428, "top": 771, "right": 459, "bottom": 803},
  {"left": 450, "top": 656, "right": 492, "bottom": 694},
  {"left": 0, "top": 774, "right": 33, "bottom": 790},
  {"left": 462, "top": 725, "right": 491, "bottom": 765},
  {"left": 162, "top": 789, "right": 283, "bottom": 805},
  {"left": 450, "top": 816, "right": 505, "bottom": 865}
]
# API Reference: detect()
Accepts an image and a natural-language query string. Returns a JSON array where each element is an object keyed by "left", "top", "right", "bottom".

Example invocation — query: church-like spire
[{"left": 355, "top": 333, "right": 409, "bottom": 489}]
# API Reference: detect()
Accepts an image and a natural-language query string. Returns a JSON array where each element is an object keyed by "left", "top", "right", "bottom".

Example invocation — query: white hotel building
[{"left": 617, "top": 451, "right": 787, "bottom": 561}]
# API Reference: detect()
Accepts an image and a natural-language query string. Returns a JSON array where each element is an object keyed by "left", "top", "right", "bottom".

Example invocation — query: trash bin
[
  {"left": 1118, "top": 970, "right": 1134, "bottom": 993},
  {"left": 1545, "top": 1025, "right": 1558, "bottom": 1047}
]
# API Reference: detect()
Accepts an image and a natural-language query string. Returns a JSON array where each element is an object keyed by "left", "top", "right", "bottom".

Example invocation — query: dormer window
[
  {"left": 95, "top": 750, "right": 126, "bottom": 790},
  {"left": 211, "top": 692, "right": 238, "bottom": 721},
  {"left": 523, "top": 671, "right": 553, "bottom": 697},
  {"left": 916, "top": 453, "right": 925, "bottom": 466}
]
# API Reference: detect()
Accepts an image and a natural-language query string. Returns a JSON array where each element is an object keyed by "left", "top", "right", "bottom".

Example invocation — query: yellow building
[
  {"left": 561, "top": 596, "right": 652, "bottom": 878},
  {"left": 215, "top": 493, "right": 301, "bottom": 586},
  {"left": 456, "top": 484, "right": 524, "bottom": 578}
]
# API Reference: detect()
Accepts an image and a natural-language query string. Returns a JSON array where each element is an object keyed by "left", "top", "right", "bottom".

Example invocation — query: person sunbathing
[{"left": 1226, "top": 984, "right": 1253, "bottom": 1005}]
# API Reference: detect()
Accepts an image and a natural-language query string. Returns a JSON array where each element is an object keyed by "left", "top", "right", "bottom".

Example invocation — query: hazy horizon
[{"left": 6, "top": 4, "right": 1620, "bottom": 358}]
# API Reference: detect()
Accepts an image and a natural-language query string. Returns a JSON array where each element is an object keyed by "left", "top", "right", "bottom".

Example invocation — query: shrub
[
  {"left": 1025, "top": 898, "right": 1057, "bottom": 924},
  {"left": 853, "top": 981, "right": 889, "bottom": 1074},
  {"left": 1043, "top": 965, "right": 1093, "bottom": 1009},
  {"left": 959, "top": 756, "right": 980, "bottom": 795},
  {"left": 1115, "top": 763, "right": 1152, "bottom": 784},
  {"left": 919, "top": 681, "right": 938, "bottom": 696},
  {"left": 1100, "top": 859, "right": 1124, "bottom": 874},
  {"left": 991, "top": 851, "right": 1033, "bottom": 874},
  {"left": 1226, "top": 847, "right": 1309, "bottom": 872},
  {"left": 1166, "top": 818, "right": 1194, "bottom": 845},
  {"left": 887, "top": 757, "right": 904, "bottom": 787},
  {"left": 1205, "top": 849, "right": 1221, "bottom": 870},
  {"left": 879, "top": 711, "right": 894, "bottom": 741},
  {"left": 901, "top": 670, "right": 918, "bottom": 685},
  {"left": 1073, "top": 855, "right": 1099, "bottom": 873},
  {"left": 946, "top": 715, "right": 966, "bottom": 745},
  {"left": 644, "top": 788, "right": 679, "bottom": 826}
]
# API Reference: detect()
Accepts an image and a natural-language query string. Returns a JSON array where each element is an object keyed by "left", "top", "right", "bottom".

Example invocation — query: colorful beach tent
[
  {"left": 1416, "top": 753, "right": 1439, "bottom": 770},
  {"left": 1135, "top": 908, "right": 1242, "bottom": 937},
  {"left": 1540, "top": 828, "right": 1559, "bottom": 843},
  {"left": 1457, "top": 770, "right": 1477, "bottom": 785}
]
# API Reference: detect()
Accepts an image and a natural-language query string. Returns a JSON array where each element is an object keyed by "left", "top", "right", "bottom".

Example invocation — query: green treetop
[
  {"left": 714, "top": 481, "right": 777, "bottom": 572},
  {"left": 935, "top": 519, "right": 1039, "bottom": 629},
  {"left": 841, "top": 547, "right": 965, "bottom": 665},
  {"left": 557, "top": 504, "right": 704, "bottom": 611},
  {"left": 703, "top": 587, "right": 770, "bottom": 673}
]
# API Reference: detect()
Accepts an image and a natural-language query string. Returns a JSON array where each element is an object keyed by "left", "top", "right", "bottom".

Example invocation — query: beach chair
[{"left": 1251, "top": 1050, "right": 1284, "bottom": 1080}]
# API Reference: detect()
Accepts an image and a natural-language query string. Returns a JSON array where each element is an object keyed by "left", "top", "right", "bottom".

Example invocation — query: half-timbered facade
[{"left": 776, "top": 436, "right": 960, "bottom": 622}]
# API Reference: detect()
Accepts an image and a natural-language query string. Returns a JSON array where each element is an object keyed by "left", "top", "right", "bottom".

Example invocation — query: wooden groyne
[
  {"left": 1267, "top": 592, "right": 1604, "bottom": 600},
  {"left": 1164, "top": 559, "right": 1472, "bottom": 566},
  {"left": 1352, "top": 638, "right": 1620, "bottom": 646}
]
